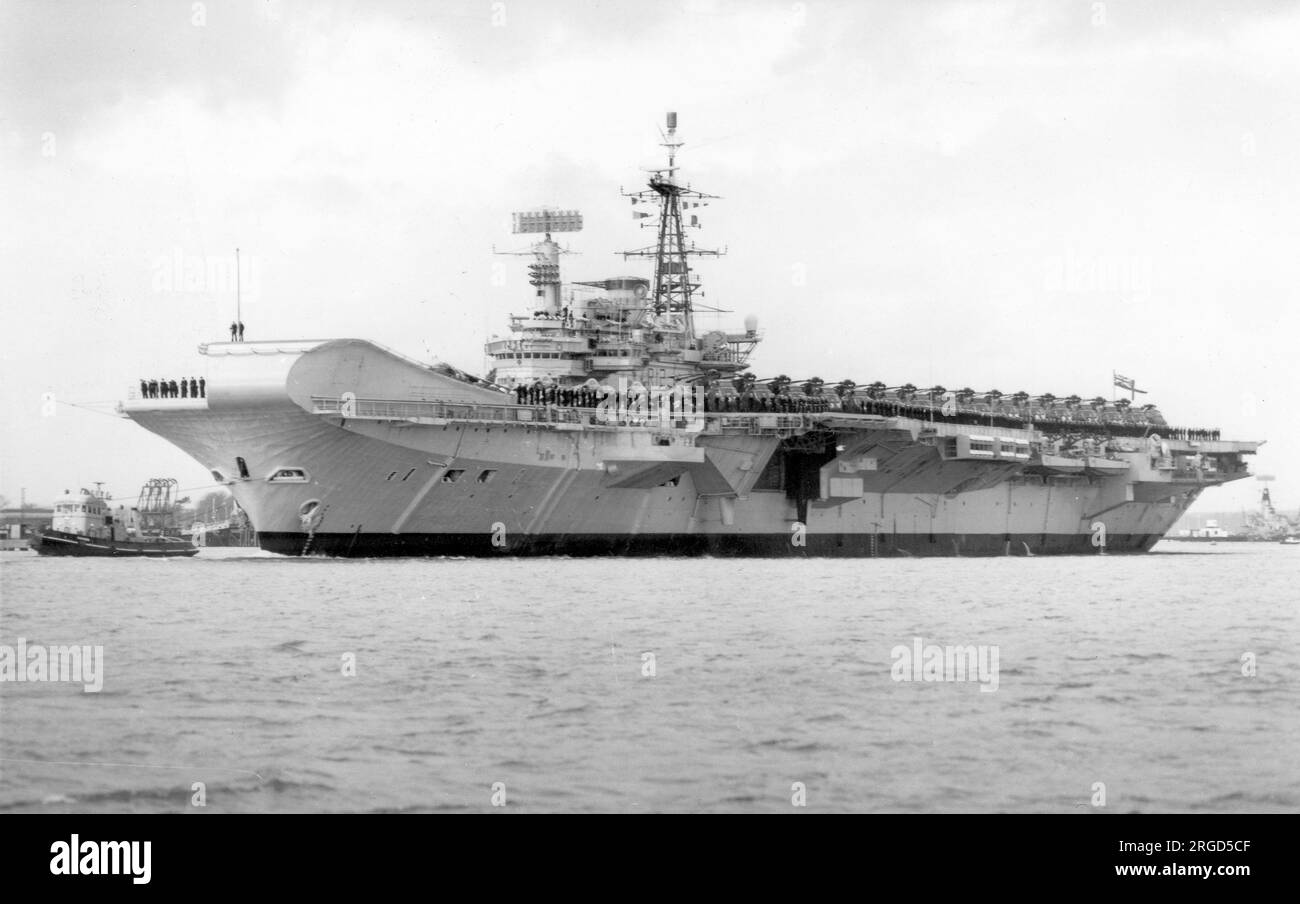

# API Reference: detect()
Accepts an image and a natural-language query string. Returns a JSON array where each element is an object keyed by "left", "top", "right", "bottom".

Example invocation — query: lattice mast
[{"left": 622, "top": 112, "right": 722, "bottom": 346}]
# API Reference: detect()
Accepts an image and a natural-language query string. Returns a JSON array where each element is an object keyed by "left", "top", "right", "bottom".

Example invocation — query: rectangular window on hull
[
  {"left": 442, "top": 469, "right": 465, "bottom": 483},
  {"left": 236, "top": 457, "right": 250, "bottom": 479},
  {"left": 477, "top": 470, "right": 497, "bottom": 483}
]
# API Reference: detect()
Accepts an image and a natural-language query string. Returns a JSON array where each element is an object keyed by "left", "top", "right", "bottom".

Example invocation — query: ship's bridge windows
[
  {"left": 268, "top": 468, "right": 309, "bottom": 483},
  {"left": 442, "top": 469, "right": 465, "bottom": 483}
]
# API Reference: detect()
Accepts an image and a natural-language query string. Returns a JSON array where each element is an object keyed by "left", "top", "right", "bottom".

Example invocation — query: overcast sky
[{"left": 2, "top": 0, "right": 1297, "bottom": 514}]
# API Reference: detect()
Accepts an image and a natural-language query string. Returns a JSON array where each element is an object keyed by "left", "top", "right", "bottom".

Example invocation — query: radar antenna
[{"left": 496, "top": 209, "right": 583, "bottom": 316}]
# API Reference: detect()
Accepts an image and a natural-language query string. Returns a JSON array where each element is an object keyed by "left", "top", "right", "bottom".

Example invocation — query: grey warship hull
[{"left": 121, "top": 338, "right": 1257, "bottom": 559}]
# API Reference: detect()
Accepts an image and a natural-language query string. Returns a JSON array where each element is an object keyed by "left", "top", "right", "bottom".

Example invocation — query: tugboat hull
[{"left": 34, "top": 529, "right": 198, "bottom": 558}]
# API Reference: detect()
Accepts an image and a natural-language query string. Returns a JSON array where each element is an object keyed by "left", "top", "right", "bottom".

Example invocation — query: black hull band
[
  {"left": 258, "top": 531, "right": 1163, "bottom": 558},
  {"left": 34, "top": 531, "right": 199, "bottom": 558}
]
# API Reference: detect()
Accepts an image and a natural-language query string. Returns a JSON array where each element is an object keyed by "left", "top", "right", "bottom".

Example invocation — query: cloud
[{"left": 0, "top": 0, "right": 295, "bottom": 148}]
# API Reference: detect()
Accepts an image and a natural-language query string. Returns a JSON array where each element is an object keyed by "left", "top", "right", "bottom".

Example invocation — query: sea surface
[{"left": 1, "top": 542, "right": 1296, "bottom": 813}]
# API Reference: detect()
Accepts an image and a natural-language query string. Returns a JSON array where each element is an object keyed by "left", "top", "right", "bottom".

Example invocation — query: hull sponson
[{"left": 259, "top": 530, "right": 1160, "bottom": 558}]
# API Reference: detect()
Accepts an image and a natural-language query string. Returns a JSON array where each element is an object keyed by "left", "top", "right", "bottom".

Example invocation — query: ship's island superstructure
[{"left": 121, "top": 114, "right": 1260, "bottom": 557}]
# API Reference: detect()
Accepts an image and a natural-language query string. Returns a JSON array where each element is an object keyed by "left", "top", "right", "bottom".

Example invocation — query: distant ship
[
  {"left": 1165, "top": 517, "right": 1245, "bottom": 543},
  {"left": 1168, "top": 479, "right": 1298, "bottom": 542},
  {"left": 121, "top": 113, "right": 1260, "bottom": 557},
  {"left": 35, "top": 479, "right": 198, "bottom": 558},
  {"left": 1241, "top": 480, "right": 1300, "bottom": 541}
]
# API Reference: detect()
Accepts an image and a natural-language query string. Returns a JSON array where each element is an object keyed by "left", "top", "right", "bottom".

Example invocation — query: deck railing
[
  {"left": 306, "top": 394, "right": 1230, "bottom": 450},
  {"left": 310, "top": 395, "right": 588, "bottom": 425},
  {"left": 309, "top": 395, "right": 816, "bottom": 433}
]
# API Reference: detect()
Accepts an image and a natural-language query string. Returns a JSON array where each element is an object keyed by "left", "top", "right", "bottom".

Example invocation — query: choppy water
[{"left": 1, "top": 542, "right": 1296, "bottom": 813}]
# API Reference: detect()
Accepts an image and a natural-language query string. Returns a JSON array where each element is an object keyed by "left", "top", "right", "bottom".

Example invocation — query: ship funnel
[
  {"left": 744, "top": 314, "right": 759, "bottom": 335},
  {"left": 666, "top": 111, "right": 677, "bottom": 130}
]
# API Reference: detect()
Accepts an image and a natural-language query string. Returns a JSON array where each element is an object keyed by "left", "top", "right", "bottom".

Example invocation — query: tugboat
[{"left": 35, "top": 479, "right": 199, "bottom": 558}]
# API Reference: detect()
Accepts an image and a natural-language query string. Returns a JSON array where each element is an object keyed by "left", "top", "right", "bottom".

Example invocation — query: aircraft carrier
[{"left": 120, "top": 113, "right": 1260, "bottom": 557}]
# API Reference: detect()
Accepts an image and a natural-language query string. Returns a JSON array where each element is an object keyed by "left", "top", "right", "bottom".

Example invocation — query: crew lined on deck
[{"left": 140, "top": 377, "right": 205, "bottom": 399}]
